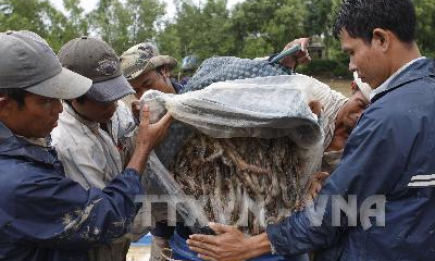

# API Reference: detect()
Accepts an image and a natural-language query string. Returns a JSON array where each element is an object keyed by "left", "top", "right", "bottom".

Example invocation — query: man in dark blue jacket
[
  {"left": 186, "top": 1, "right": 435, "bottom": 260},
  {"left": 0, "top": 31, "right": 172, "bottom": 261}
]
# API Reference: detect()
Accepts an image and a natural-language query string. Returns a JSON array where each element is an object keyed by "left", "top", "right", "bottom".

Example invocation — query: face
[
  {"left": 129, "top": 68, "right": 175, "bottom": 99},
  {"left": 339, "top": 83, "right": 370, "bottom": 131},
  {"left": 340, "top": 29, "right": 389, "bottom": 88},
  {"left": 0, "top": 93, "right": 63, "bottom": 138},
  {"left": 72, "top": 98, "right": 117, "bottom": 124}
]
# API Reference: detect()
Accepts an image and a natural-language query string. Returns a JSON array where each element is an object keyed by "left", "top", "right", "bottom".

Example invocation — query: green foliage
[
  {"left": 230, "top": 0, "right": 307, "bottom": 54},
  {"left": 167, "top": 0, "right": 235, "bottom": 60},
  {"left": 0, "top": 0, "right": 69, "bottom": 51},
  {"left": 414, "top": 0, "right": 435, "bottom": 56},
  {"left": 299, "top": 59, "right": 350, "bottom": 78},
  {"left": 239, "top": 36, "right": 274, "bottom": 58},
  {"left": 1, "top": 0, "right": 434, "bottom": 75}
]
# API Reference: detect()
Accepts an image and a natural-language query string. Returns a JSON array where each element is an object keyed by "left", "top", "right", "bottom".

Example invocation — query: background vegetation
[{"left": 1, "top": 0, "right": 433, "bottom": 78}]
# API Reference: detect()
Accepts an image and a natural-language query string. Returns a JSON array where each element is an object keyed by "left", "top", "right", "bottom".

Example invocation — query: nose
[
  {"left": 348, "top": 58, "right": 357, "bottom": 72},
  {"left": 52, "top": 99, "right": 63, "bottom": 115}
]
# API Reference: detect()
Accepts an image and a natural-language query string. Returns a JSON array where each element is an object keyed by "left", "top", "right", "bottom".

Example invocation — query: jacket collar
[
  {"left": 372, "top": 58, "right": 435, "bottom": 103},
  {"left": 0, "top": 121, "right": 59, "bottom": 167},
  {"left": 0, "top": 121, "right": 14, "bottom": 141}
]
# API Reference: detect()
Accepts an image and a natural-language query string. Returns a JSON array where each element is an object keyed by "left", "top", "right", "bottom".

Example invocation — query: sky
[{"left": 50, "top": 0, "right": 245, "bottom": 19}]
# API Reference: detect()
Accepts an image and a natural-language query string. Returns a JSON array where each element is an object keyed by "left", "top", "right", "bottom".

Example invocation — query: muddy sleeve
[{"left": 7, "top": 167, "right": 143, "bottom": 251}]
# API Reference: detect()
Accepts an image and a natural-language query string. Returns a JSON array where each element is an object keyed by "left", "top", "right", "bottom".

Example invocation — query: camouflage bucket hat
[{"left": 120, "top": 42, "right": 177, "bottom": 81}]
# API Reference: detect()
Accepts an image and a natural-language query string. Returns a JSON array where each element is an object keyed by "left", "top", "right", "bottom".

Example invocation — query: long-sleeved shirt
[
  {"left": 266, "top": 58, "right": 435, "bottom": 261},
  {"left": 0, "top": 121, "right": 143, "bottom": 261},
  {"left": 51, "top": 101, "right": 148, "bottom": 261}
]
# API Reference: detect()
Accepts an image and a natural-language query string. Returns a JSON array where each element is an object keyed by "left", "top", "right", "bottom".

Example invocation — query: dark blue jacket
[
  {"left": 267, "top": 58, "right": 435, "bottom": 261},
  {"left": 0, "top": 122, "right": 143, "bottom": 261}
]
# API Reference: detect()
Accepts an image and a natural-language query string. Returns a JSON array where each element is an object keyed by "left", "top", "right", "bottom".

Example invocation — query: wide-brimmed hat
[
  {"left": 120, "top": 42, "right": 177, "bottom": 81},
  {"left": 58, "top": 37, "right": 135, "bottom": 102},
  {"left": 0, "top": 31, "right": 92, "bottom": 99},
  {"left": 353, "top": 72, "right": 372, "bottom": 101}
]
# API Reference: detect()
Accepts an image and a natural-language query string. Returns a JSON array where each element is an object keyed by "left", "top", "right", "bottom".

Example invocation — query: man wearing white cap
[{"left": 0, "top": 31, "right": 171, "bottom": 261}]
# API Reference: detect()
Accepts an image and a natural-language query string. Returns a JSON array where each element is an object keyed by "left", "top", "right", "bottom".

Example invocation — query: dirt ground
[{"left": 315, "top": 77, "right": 353, "bottom": 97}]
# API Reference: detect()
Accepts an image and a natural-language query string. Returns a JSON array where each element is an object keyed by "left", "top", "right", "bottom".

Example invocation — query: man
[
  {"left": 120, "top": 42, "right": 182, "bottom": 122},
  {"left": 120, "top": 42, "right": 184, "bottom": 261},
  {"left": 320, "top": 71, "right": 371, "bottom": 173},
  {"left": 0, "top": 31, "right": 172, "bottom": 261},
  {"left": 51, "top": 37, "right": 154, "bottom": 261},
  {"left": 187, "top": 0, "right": 435, "bottom": 260},
  {"left": 147, "top": 41, "right": 371, "bottom": 261}
]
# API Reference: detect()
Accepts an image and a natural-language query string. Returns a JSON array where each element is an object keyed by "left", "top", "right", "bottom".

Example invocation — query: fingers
[
  {"left": 156, "top": 112, "right": 173, "bottom": 128},
  {"left": 139, "top": 104, "right": 150, "bottom": 126},
  {"left": 308, "top": 172, "right": 330, "bottom": 199},
  {"left": 308, "top": 100, "right": 323, "bottom": 117},
  {"left": 187, "top": 239, "right": 218, "bottom": 253},
  {"left": 196, "top": 253, "right": 218, "bottom": 261},
  {"left": 315, "top": 172, "right": 330, "bottom": 181},
  {"left": 188, "top": 234, "right": 218, "bottom": 245},
  {"left": 298, "top": 38, "right": 310, "bottom": 52},
  {"left": 209, "top": 222, "right": 234, "bottom": 235},
  {"left": 187, "top": 237, "right": 221, "bottom": 261}
]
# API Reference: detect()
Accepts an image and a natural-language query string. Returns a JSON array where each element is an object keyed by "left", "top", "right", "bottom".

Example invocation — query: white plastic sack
[{"left": 139, "top": 75, "right": 325, "bottom": 232}]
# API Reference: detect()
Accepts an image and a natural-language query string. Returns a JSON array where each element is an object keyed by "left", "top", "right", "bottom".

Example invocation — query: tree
[
  {"left": 89, "top": 0, "right": 132, "bottom": 54},
  {"left": 414, "top": 0, "right": 435, "bottom": 56},
  {"left": 126, "top": 0, "right": 166, "bottom": 44},
  {"left": 159, "top": 0, "right": 235, "bottom": 61},
  {"left": 230, "top": 0, "right": 307, "bottom": 57},
  {"left": 0, "top": 0, "right": 70, "bottom": 51},
  {"left": 62, "top": 0, "right": 89, "bottom": 38}
]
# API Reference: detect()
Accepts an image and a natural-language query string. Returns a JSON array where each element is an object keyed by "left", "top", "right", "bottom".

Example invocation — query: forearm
[{"left": 126, "top": 145, "right": 150, "bottom": 174}]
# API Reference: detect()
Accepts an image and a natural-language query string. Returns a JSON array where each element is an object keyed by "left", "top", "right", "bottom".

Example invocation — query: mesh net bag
[
  {"left": 138, "top": 74, "right": 325, "bottom": 235},
  {"left": 183, "top": 56, "right": 293, "bottom": 93}
]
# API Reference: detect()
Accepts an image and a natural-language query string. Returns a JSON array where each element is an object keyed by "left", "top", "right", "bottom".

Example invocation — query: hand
[
  {"left": 308, "top": 100, "right": 323, "bottom": 117},
  {"left": 187, "top": 223, "right": 253, "bottom": 261},
  {"left": 135, "top": 105, "right": 172, "bottom": 152},
  {"left": 280, "top": 38, "right": 311, "bottom": 70},
  {"left": 308, "top": 172, "right": 329, "bottom": 201},
  {"left": 127, "top": 105, "right": 172, "bottom": 173}
]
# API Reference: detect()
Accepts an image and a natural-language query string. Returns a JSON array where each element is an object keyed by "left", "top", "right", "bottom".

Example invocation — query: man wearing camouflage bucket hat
[
  {"left": 120, "top": 41, "right": 184, "bottom": 261},
  {"left": 51, "top": 36, "right": 172, "bottom": 261},
  {"left": 0, "top": 30, "right": 171, "bottom": 261},
  {"left": 121, "top": 42, "right": 180, "bottom": 97},
  {"left": 121, "top": 42, "right": 184, "bottom": 120}
]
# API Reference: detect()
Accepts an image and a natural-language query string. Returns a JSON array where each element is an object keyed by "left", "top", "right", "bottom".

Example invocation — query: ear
[{"left": 372, "top": 28, "right": 390, "bottom": 52}]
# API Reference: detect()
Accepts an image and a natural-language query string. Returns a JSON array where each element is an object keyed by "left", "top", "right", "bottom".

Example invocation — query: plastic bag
[{"left": 139, "top": 75, "right": 325, "bottom": 234}]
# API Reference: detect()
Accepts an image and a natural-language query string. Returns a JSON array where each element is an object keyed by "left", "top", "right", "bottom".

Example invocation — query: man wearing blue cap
[{"left": 51, "top": 36, "right": 159, "bottom": 261}]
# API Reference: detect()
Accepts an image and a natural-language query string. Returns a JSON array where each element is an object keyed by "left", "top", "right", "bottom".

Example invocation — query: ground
[{"left": 316, "top": 77, "right": 352, "bottom": 97}]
